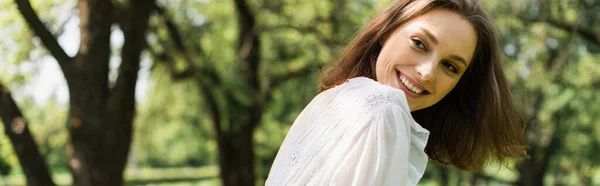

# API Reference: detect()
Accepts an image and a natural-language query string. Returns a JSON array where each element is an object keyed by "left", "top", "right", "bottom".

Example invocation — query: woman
[{"left": 266, "top": 0, "right": 527, "bottom": 185}]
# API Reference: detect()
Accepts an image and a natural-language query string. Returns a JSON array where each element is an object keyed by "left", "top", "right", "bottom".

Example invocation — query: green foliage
[
  {"left": 133, "top": 72, "right": 216, "bottom": 168},
  {"left": 0, "top": 132, "right": 15, "bottom": 176},
  {"left": 1, "top": 0, "right": 599, "bottom": 185},
  {"left": 2, "top": 167, "right": 219, "bottom": 186},
  {"left": 255, "top": 75, "right": 319, "bottom": 182},
  {"left": 488, "top": 0, "right": 600, "bottom": 185},
  {"left": 0, "top": 97, "right": 67, "bottom": 182}
]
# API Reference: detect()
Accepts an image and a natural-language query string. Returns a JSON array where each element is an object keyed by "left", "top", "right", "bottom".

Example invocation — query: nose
[{"left": 415, "top": 60, "right": 436, "bottom": 81}]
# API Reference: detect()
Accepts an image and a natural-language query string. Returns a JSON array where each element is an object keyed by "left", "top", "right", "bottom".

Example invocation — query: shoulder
[
  {"left": 313, "top": 77, "right": 411, "bottom": 118},
  {"left": 338, "top": 77, "right": 410, "bottom": 112}
]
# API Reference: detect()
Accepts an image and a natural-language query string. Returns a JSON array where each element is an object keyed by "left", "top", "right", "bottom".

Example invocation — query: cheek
[
  {"left": 381, "top": 32, "right": 412, "bottom": 59},
  {"left": 383, "top": 42, "right": 410, "bottom": 60},
  {"left": 436, "top": 79, "right": 460, "bottom": 98},
  {"left": 375, "top": 43, "right": 400, "bottom": 79},
  {"left": 374, "top": 59, "right": 385, "bottom": 81}
]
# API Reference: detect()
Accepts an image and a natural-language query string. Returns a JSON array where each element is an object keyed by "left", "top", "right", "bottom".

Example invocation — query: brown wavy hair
[{"left": 319, "top": 0, "right": 527, "bottom": 170}]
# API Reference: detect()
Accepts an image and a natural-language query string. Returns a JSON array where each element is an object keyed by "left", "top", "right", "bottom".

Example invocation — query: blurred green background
[{"left": 0, "top": 0, "right": 598, "bottom": 185}]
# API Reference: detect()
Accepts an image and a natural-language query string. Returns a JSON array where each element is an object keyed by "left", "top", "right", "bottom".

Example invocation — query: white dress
[{"left": 266, "top": 77, "right": 430, "bottom": 186}]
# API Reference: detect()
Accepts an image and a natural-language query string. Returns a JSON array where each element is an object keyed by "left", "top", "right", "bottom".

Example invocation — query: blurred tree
[
  {"left": 1, "top": 83, "right": 54, "bottom": 185},
  {"left": 144, "top": 0, "right": 390, "bottom": 185},
  {"left": 2, "top": 0, "right": 599, "bottom": 185},
  {"left": 132, "top": 72, "right": 217, "bottom": 168},
  {"left": 0, "top": 152, "right": 10, "bottom": 176},
  {"left": 2, "top": 0, "right": 156, "bottom": 185},
  {"left": 469, "top": 0, "right": 600, "bottom": 185}
]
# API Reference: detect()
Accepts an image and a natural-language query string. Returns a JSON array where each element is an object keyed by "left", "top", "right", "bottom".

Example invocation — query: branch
[
  {"left": 13, "top": 0, "right": 72, "bottom": 65},
  {"left": 233, "top": 0, "right": 262, "bottom": 91},
  {"left": 154, "top": 4, "right": 221, "bottom": 84},
  {"left": 146, "top": 48, "right": 190, "bottom": 80},
  {"left": 544, "top": 19, "right": 600, "bottom": 46},
  {"left": 196, "top": 79, "right": 222, "bottom": 139},
  {"left": 149, "top": 46, "right": 228, "bottom": 136},
  {"left": 538, "top": 107, "right": 574, "bottom": 177},
  {"left": 534, "top": 45, "right": 576, "bottom": 179},
  {"left": 109, "top": 0, "right": 155, "bottom": 111},
  {"left": 520, "top": 14, "right": 600, "bottom": 46},
  {"left": 107, "top": 0, "right": 155, "bottom": 175},
  {"left": 264, "top": 24, "right": 340, "bottom": 47},
  {"left": 154, "top": 5, "right": 186, "bottom": 53},
  {"left": 233, "top": 0, "right": 255, "bottom": 32},
  {"left": 268, "top": 62, "right": 321, "bottom": 90},
  {"left": 0, "top": 83, "right": 56, "bottom": 186},
  {"left": 148, "top": 38, "right": 222, "bottom": 86},
  {"left": 577, "top": 0, "right": 590, "bottom": 9}
]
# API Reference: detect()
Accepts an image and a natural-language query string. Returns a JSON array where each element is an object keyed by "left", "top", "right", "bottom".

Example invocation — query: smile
[
  {"left": 400, "top": 75, "right": 423, "bottom": 94},
  {"left": 396, "top": 71, "right": 430, "bottom": 97}
]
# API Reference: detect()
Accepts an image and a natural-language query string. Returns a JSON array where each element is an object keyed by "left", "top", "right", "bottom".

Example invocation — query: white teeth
[{"left": 400, "top": 75, "right": 424, "bottom": 94}]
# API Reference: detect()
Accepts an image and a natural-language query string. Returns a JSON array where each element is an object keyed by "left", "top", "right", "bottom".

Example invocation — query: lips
[
  {"left": 396, "top": 71, "right": 430, "bottom": 97},
  {"left": 400, "top": 75, "right": 423, "bottom": 94}
]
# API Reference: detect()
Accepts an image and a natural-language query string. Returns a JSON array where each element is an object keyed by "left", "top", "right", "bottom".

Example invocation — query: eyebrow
[
  {"left": 420, "top": 27, "right": 438, "bottom": 45},
  {"left": 449, "top": 55, "right": 468, "bottom": 67},
  {"left": 420, "top": 27, "right": 469, "bottom": 67}
]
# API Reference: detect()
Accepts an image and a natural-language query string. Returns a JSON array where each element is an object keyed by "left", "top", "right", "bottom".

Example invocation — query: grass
[{"left": 0, "top": 166, "right": 220, "bottom": 186}]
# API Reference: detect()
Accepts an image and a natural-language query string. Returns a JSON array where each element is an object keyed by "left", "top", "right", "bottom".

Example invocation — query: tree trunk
[
  {"left": 438, "top": 166, "right": 450, "bottom": 186},
  {"left": 217, "top": 128, "right": 256, "bottom": 186},
  {"left": 0, "top": 84, "right": 56, "bottom": 186},
  {"left": 517, "top": 106, "right": 570, "bottom": 186},
  {"left": 13, "top": 0, "right": 154, "bottom": 184},
  {"left": 516, "top": 159, "right": 545, "bottom": 186},
  {"left": 221, "top": 0, "right": 262, "bottom": 185},
  {"left": 65, "top": 0, "right": 154, "bottom": 185},
  {"left": 64, "top": 0, "right": 114, "bottom": 185}
]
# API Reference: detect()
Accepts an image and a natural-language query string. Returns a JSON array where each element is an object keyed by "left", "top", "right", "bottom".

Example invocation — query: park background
[{"left": 0, "top": 0, "right": 599, "bottom": 185}]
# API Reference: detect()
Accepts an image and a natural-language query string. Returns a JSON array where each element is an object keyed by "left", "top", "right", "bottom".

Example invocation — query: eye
[
  {"left": 411, "top": 38, "right": 428, "bottom": 51},
  {"left": 442, "top": 61, "right": 459, "bottom": 74}
]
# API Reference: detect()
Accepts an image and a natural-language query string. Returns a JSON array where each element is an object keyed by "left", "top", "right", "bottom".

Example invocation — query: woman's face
[{"left": 375, "top": 9, "right": 477, "bottom": 111}]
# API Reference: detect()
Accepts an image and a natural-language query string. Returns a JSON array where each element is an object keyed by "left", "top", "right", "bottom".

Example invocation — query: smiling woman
[
  {"left": 266, "top": 0, "right": 528, "bottom": 185},
  {"left": 375, "top": 8, "right": 477, "bottom": 111}
]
